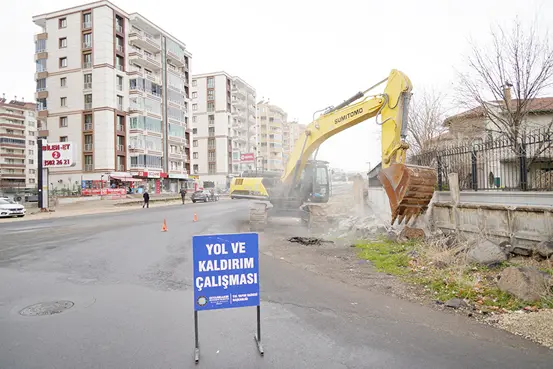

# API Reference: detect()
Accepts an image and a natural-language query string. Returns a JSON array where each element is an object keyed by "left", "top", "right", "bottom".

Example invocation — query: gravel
[{"left": 496, "top": 309, "right": 553, "bottom": 349}]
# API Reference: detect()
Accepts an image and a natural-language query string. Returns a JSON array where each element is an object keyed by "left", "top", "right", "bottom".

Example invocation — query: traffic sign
[{"left": 193, "top": 233, "right": 259, "bottom": 311}]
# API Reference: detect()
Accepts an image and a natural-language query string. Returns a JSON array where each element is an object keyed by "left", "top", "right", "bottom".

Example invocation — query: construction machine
[{"left": 229, "top": 69, "right": 437, "bottom": 229}]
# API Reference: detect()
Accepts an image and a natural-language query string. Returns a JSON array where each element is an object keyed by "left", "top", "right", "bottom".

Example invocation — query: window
[
  {"left": 84, "top": 73, "right": 92, "bottom": 89},
  {"left": 60, "top": 77, "right": 67, "bottom": 87},
  {"left": 28, "top": 140, "right": 35, "bottom": 146},
  {"left": 207, "top": 77, "right": 214, "bottom": 88},
  {"left": 117, "top": 95, "right": 123, "bottom": 110},
  {"left": 29, "top": 131, "right": 35, "bottom": 136},
  {"left": 60, "top": 136, "right": 68, "bottom": 142},
  {"left": 192, "top": 128, "right": 197, "bottom": 134},
  {"left": 60, "top": 97, "right": 67, "bottom": 107},
  {"left": 193, "top": 140, "right": 198, "bottom": 147},
  {"left": 192, "top": 104, "right": 197, "bottom": 111},
  {"left": 35, "top": 39, "right": 46, "bottom": 53},
  {"left": 193, "top": 152, "right": 198, "bottom": 159},
  {"left": 192, "top": 116, "right": 197, "bottom": 123},
  {"left": 208, "top": 127, "right": 215, "bottom": 136},
  {"left": 29, "top": 169, "right": 36, "bottom": 174},
  {"left": 84, "top": 94, "right": 92, "bottom": 109},
  {"left": 207, "top": 102, "right": 214, "bottom": 112},
  {"left": 29, "top": 149, "right": 34, "bottom": 155},
  {"left": 207, "top": 89, "right": 215, "bottom": 100},
  {"left": 28, "top": 121, "right": 35, "bottom": 127},
  {"left": 36, "top": 78, "right": 46, "bottom": 92},
  {"left": 59, "top": 57, "right": 67, "bottom": 68},
  {"left": 83, "top": 13, "right": 91, "bottom": 28},
  {"left": 28, "top": 159, "right": 34, "bottom": 165},
  {"left": 59, "top": 37, "right": 67, "bottom": 48},
  {"left": 192, "top": 79, "right": 197, "bottom": 87},
  {"left": 208, "top": 163, "right": 216, "bottom": 174},
  {"left": 116, "top": 55, "right": 124, "bottom": 71},
  {"left": 192, "top": 92, "right": 197, "bottom": 99},
  {"left": 83, "top": 53, "right": 92, "bottom": 68},
  {"left": 83, "top": 33, "right": 92, "bottom": 48},
  {"left": 117, "top": 75, "right": 123, "bottom": 91},
  {"left": 59, "top": 18, "right": 67, "bottom": 28},
  {"left": 208, "top": 115, "right": 215, "bottom": 125},
  {"left": 116, "top": 36, "right": 124, "bottom": 52},
  {"left": 59, "top": 116, "right": 68, "bottom": 127}
]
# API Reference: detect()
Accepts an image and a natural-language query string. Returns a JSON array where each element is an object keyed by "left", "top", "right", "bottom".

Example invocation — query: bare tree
[
  {"left": 406, "top": 89, "right": 447, "bottom": 155},
  {"left": 458, "top": 20, "right": 553, "bottom": 146}
]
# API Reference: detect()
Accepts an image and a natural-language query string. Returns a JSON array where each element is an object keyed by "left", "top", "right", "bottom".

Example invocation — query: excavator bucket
[{"left": 378, "top": 163, "right": 438, "bottom": 225}]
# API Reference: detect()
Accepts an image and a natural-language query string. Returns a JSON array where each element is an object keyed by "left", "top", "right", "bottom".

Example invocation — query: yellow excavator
[{"left": 230, "top": 69, "right": 437, "bottom": 229}]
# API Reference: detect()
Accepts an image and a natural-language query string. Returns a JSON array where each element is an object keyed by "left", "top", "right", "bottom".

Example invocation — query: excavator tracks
[{"left": 378, "top": 163, "right": 437, "bottom": 225}]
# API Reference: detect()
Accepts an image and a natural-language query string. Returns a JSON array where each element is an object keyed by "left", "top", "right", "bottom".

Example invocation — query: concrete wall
[{"left": 366, "top": 187, "right": 553, "bottom": 245}]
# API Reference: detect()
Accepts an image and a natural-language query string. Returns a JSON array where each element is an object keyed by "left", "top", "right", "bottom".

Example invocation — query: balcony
[
  {"left": 84, "top": 103, "right": 92, "bottom": 110},
  {"left": 0, "top": 172, "right": 25, "bottom": 178},
  {"left": 116, "top": 24, "right": 123, "bottom": 34},
  {"left": 84, "top": 82, "right": 92, "bottom": 90},
  {"left": 83, "top": 62, "right": 92, "bottom": 69},
  {"left": 84, "top": 122, "right": 93, "bottom": 131},
  {"left": 128, "top": 48, "right": 161, "bottom": 70},
  {"left": 84, "top": 164, "right": 94, "bottom": 171},
  {"left": 117, "top": 84, "right": 123, "bottom": 92},
  {"left": 117, "top": 103, "right": 123, "bottom": 111},
  {"left": 0, "top": 163, "right": 25, "bottom": 169},
  {"left": 83, "top": 22, "right": 92, "bottom": 30},
  {"left": 0, "top": 152, "right": 25, "bottom": 158},
  {"left": 167, "top": 50, "right": 185, "bottom": 67},
  {"left": 117, "top": 165, "right": 125, "bottom": 171},
  {"left": 128, "top": 28, "right": 161, "bottom": 53},
  {"left": 83, "top": 42, "right": 92, "bottom": 49},
  {"left": 84, "top": 143, "right": 93, "bottom": 151},
  {"left": 145, "top": 72, "right": 161, "bottom": 85},
  {"left": 117, "top": 124, "right": 124, "bottom": 132},
  {"left": 116, "top": 45, "right": 124, "bottom": 53},
  {"left": 116, "top": 64, "right": 124, "bottom": 72},
  {"left": 232, "top": 98, "right": 246, "bottom": 108},
  {"left": 117, "top": 144, "right": 125, "bottom": 152}
]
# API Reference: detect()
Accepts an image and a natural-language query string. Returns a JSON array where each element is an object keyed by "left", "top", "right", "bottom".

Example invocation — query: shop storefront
[{"left": 131, "top": 171, "right": 168, "bottom": 194}]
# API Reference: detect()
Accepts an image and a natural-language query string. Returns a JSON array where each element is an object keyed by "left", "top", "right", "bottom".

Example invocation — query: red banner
[
  {"left": 155, "top": 180, "right": 161, "bottom": 194},
  {"left": 240, "top": 153, "right": 255, "bottom": 163},
  {"left": 82, "top": 188, "right": 126, "bottom": 196}
]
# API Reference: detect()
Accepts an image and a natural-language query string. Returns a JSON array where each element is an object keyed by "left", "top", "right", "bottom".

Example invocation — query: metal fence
[{"left": 410, "top": 128, "right": 553, "bottom": 191}]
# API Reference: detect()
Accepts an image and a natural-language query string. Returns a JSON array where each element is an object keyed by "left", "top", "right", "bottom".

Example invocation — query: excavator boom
[{"left": 281, "top": 69, "right": 437, "bottom": 225}]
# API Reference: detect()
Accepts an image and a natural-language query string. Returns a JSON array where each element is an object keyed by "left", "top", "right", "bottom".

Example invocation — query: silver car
[{"left": 0, "top": 198, "right": 26, "bottom": 218}]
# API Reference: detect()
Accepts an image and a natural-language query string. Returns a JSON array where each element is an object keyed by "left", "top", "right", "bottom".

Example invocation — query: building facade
[
  {"left": 191, "top": 72, "right": 256, "bottom": 187},
  {"left": 0, "top": 97, "right": 38, "bottom": 190},
  {"left": 256, "top": 101, "right": 288, "bottom": 172},
  {"left": 32, "top": 0, "right": 192, "bottom": 193}
]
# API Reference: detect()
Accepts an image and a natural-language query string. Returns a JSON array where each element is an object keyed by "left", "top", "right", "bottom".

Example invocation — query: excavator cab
[{"left": 298, "top": 160, "right": 331, "bottom": 204}]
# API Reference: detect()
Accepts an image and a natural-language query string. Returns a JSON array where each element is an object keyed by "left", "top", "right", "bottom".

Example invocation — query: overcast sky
[{"left": 1, "top": 0, "right": 552, "bottom": 172}]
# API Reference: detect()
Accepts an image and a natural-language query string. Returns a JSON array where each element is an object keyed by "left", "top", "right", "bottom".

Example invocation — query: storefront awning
[{"left": 110, "top": 175, "right": 143, "bottom": 182}]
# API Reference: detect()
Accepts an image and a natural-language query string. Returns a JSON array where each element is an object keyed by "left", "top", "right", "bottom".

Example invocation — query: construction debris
[{"left": 288, "top": 237, "right": 334, "bottom": 246}]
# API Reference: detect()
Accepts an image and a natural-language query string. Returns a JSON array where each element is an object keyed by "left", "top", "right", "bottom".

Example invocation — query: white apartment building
[
  {"left": 256, "top": 101, "right": 288, "bottom": 172},
  {"left": 0, "top": 97, "right": 38, "bottom": 190},
  {"left": 282, "top": 120, "right": 306, "bottom": 166},
  {"left": 32, "top": 0, "right": 192, "bottom": 193},
  {"left": 191, "top": 72, "right": 256, "bottom": 187}
]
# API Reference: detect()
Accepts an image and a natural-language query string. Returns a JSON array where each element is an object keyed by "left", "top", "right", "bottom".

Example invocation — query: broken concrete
[
  {"left": 497, "top": 266, "right": 552, "bottom": 302},
  {"left": 444, "top": 298, "right": 468, "bottom": 309},
  {"left": 467, "top": 240, "right": 508, "bottom": 266},
  {"left": 535, "top": 241, "right": 553, "bottom": 259}
]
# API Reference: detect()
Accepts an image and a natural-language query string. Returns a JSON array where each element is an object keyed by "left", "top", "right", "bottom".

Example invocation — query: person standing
[
  {"left": 180, "top": 187, "right": 187, "bottom": 205},
  {"left": 142, "top": 190, "right": 150, "bottom": 208}
]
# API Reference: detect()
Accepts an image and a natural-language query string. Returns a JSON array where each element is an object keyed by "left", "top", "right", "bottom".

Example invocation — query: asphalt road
[{"left": 0, "top": 198, "right": 551, "bottom": 369}]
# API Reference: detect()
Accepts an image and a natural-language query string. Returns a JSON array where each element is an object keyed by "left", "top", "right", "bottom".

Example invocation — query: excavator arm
[{"left": 282, "top": 69, "right": 437, "bottom": 225}]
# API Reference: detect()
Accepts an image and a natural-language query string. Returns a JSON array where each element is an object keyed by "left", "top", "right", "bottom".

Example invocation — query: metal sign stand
[{"left": 194, "top": 304, "right": 264, "bottom": 364}]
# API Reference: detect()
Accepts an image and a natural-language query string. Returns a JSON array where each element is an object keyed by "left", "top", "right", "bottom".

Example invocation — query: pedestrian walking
[
  {"left": 142, "top": 190, "right": 150, "bottom": 208},
  {"left": 180, "top": 188, "right": 187, "bottom": 205}
]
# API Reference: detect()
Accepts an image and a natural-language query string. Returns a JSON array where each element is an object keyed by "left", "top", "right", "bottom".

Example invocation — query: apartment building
[
  {"left": 281, "top": 120, "right": 306, "bottom": 165},
  {"left": 0, "top": 97, "right": 38, "bottom": 189},
  {"left": 191, "top": 72, "right": 256, "bottom": 187},
  {"left": 256, "top": 101, "right": 288, "bottom": 172},
  {"left": 32, "top": 0, "right": 192, "bottom": 192}
]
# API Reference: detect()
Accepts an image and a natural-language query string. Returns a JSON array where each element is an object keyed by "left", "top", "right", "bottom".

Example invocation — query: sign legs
[
  {"left": 255, "top": 305, "right": 264, "bottom": 356},
  {"left": 194, "top": 311, "right": 200, "bottom": 364}
]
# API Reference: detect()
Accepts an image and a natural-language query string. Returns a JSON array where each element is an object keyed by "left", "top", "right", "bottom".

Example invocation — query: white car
[{"left": 0, "top": 198, "right": 26, "bottom": 218}]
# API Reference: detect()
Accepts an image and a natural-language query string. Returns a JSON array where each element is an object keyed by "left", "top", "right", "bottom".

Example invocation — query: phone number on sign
[{"left": 44, "top": 159, "right": 70, "bottom": 166}]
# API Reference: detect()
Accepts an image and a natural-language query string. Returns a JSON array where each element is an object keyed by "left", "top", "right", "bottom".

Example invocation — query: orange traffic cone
[
  {"left": 193, "top": 213, "right": 198, "bottom": 222},
  {"left": 161, "top": 219, "right": 168, "bottom": 232}
]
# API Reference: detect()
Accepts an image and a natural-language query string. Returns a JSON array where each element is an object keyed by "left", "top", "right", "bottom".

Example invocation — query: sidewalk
[{"left": 1, "top": 196, "right": 183, "bottom": 223}]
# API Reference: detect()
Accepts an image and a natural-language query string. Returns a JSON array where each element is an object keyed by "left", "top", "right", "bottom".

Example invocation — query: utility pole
[{"left": 37, "top": 138, "right": 49, "bottom": 211}]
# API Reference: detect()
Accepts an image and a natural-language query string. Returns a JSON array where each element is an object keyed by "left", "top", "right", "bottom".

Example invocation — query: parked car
[
  {"left": 191, "top": 190, "right": 210, "bottom": 203},
  {"left": 0, "top": 198, "right": 26, "bottom": 218}
]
